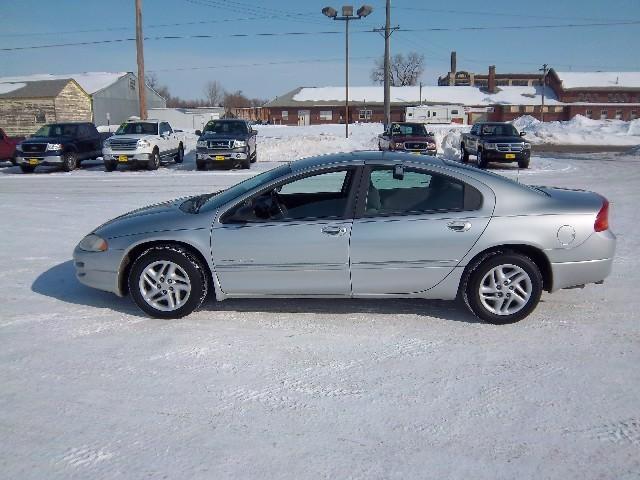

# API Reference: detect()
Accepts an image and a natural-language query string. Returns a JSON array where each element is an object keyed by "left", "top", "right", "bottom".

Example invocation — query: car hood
[
  {"left": 482, "top": 136, "right": 525, "bottom": 143},
  {"left": 94, "top": 197, "right": 210, "bottom": 239},
  {"left": 199, "top": 132, "right": 248, "bottom": 141},
  {"left": 109, "top": 134, "right": 153, "bottom": 141},
  {"left": 22, "top": 136, "right": 73, "bottom": 144}
]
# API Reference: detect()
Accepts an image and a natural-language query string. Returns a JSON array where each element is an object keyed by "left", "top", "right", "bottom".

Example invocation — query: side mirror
[
  {"left": 520, "top": 131, "right": 526, "bottom": 136},
  {"left": 393, "top": 164, "right": 404, "bottom": 180},
  {"left": 195, "top": 130, "right": 202, "bottom": 136}
]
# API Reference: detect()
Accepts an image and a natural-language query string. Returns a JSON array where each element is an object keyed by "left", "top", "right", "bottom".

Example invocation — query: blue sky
[{"left": 1, "top": 0, "right": 638, "bottom": 101}]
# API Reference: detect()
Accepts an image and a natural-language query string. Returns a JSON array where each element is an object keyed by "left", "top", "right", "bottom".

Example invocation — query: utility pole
[
  {"left": 419, "top": 81, "right": 423, "bottom": 105},
  {"left": 135, "top": 0, "right": 147, "bottom": 120},
  {"left": 383, "top": 0, "right": 391, "bottom": 127},
  {"left": 539, "top": 63, "right": 548, "bottom": 122},
  {"left": 345, "top": 15, "right": 350, "bottom": 138}
]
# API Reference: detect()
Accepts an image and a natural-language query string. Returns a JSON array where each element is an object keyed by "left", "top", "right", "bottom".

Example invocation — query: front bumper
[
  {"left": 103, "top": 152, "right": 152, "bottom": 164},
  {"left": 402, "top": 148, "right": 437, "bottom": 156},
  {"left": 196, "top": 148, "right": 248, "bottom": 163},
  {"left": 73, "top": 245, "right": 123, "bottom": 296},
  {"left": 483, "top": 150, "right": 531, "bottom": 162},
  {"left": 15, "top": 153, "right": 63, "bottom": 166}
]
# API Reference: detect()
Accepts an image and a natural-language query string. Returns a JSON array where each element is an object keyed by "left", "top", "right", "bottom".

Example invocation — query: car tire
[
  {"left": 251, "top": 148, "right": 257, "bottom": 163},
  {"left": 61, "top": 151, "right": 78, "bottom": 172},
  {"left": 461, "top": 145, "right": 469, "bottom": 163},
  {"left": 174, "top": 144, "right": 184, "bottom": 163},
  {"left": 148, "top": 149, "right": 160, "bottom": 170},
  {"left": 518, "top": 158, "right": 530, "bottom": 169},
  {"left": 128, "top": 245, "right": 209, "bottom": 319},
  {"left": 196, "top": 160, "right": 206, "bottom": 171},
  {"left": 477, "top": 149, "right": 488, "bottom": 169},
  {"left": 241, "top": 157, "right": 250, "bottom": 169},
  {"left": 462, "top": 252, "right": 543, "bottom": 324},
  {"left": 104, "top": 161, "right": 117, "bottom": 172},
  {"left": 20, "top": 164, "right": 35, "bottom": 173}
]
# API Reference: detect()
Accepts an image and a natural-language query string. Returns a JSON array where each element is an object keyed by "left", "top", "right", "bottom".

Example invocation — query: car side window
[
  {"left": 223, "top": 168, "right": 355, "bottom": 223},
  {"left": 160, "top": 123, "right": 172, "bottom": 135},
  {"left": 365, "top": 167, "right": 478, "bottom": 215}
]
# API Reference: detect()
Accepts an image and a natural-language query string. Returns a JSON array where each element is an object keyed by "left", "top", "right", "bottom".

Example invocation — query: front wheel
[
  {"left": 463, "top": 253, "right": 543, "bottom": 324},
  {"left": 147, "top": 150, "right": 160, "bottom": 170},
  {"left": 518, "top": 158, "right": 530, "bottom": 169},
  {"left": 477, "top": 149, "right": 488, "bottom": 169},
  {"left": 20, "top": 164, "right": 35, "bottom": 173},
  {"left": 104, "top": 161, "right": 117, "bottom": 172},
  {"left": 461, "top": 145, "right": 469, "bottom": 163},
  {"left": 61, "top": 151, "right": 78, "bottom": 172},
  {"left": 128, "top": 246, "right": 209, "bottom": 319}
]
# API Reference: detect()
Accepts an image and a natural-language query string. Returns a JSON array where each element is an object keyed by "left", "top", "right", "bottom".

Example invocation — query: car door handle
[
  {"left": 447, "top": 221, "right": 472, "bottom": 232},
  {"left": 321, "top": 226, "right": 348, "bottom": 236}
]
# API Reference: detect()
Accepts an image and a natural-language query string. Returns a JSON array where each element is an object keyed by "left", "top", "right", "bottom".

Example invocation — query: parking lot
[{"left": 1, "top": 150, "right": 639, "bottom": 479}]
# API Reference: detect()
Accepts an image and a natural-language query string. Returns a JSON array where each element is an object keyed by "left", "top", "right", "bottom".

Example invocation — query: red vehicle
[
  {"left": 377, "top": 122, "right": 437, "bottom": 155},
  {"left": 0, "top": 128, "right": 25, "bottom": 164}
]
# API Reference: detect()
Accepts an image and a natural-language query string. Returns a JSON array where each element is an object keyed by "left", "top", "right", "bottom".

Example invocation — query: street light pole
[
  {"left": 323, "top": 5, "right": 373, "bottom": 138},
  {"left": 539, "top": 63, "right": 548, "bottom": 122}
]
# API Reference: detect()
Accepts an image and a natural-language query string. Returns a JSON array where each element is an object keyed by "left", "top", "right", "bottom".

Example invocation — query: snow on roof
[
  {"left": 0, "top": 82, "right": 25, "bottom": 95},
  {"left": 291, "top": 85, "right": 561, "bottom": 106},
  {"left": 555, "top": 72, "right": 640, "bottom": 89},
  {"left": 0, "top": 72, "right": 128, "bottom": 94}
]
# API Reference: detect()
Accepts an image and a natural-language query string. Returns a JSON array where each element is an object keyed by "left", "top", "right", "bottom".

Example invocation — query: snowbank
[{"left": 512, "top": 115, "right": 640, "bottom": 146}]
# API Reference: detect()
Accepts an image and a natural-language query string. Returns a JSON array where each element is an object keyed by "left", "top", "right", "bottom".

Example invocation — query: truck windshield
[
  {"left": 203, "top": 121, "right": 248, "bottom": 135},
  {"left": 115, "top": 122, "right": 158, "bottom": 135},
  {"left": 480, "top": 124, "right": 519, "bottom": 136},
  {"left": 33, "top": 124, "right": 78, "bottom": 137},
  {"left": 391, "top": 124, "right": 427, "bottom": 136}
]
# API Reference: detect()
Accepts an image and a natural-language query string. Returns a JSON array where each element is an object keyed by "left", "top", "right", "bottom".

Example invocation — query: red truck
[{"left": 0, "top": 128, "right": 25, "bottom": 164}]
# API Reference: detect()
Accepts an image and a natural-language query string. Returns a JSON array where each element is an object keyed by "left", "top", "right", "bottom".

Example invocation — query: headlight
[
  {"left": 78, "top": 234, "right": 108, "bottom": 252},
  {"left": 197, "top": 140, "right": 207, "bottom": 148},
  {"left": 427, "top": 142, "right": 436, "bottom": 148},
  {"left": 484, "top": 143, "right": 497, "bottom": 150},
  {"left": 46, "top": 143, "right": 63, "bottom": 151},
  {"left": 523, "top": 142, "right": 531, "bottom": 149},
  {"left": 16, "top": 144, "right": 23, "bottom": 152},
  {"left": 234, "top": 140, "right": 247, "bottom": 148},
  {"left": 137, "top": 139, "right": 150, "bottom": 148},
  {"left": 393, "top": 142, "right": 405, "bottom": 149}
]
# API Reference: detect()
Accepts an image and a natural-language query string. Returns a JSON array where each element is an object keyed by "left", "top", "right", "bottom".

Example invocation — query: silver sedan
[{"left": 73, "top": 152, "right": 616, "bottom": 324}]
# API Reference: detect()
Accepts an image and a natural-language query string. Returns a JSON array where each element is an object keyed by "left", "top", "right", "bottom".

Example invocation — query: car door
[
  {"left": 350, "top": 163, "right": 494, "bottom": 295},
  {"left": 211, "top": 166, "right": 361, "bottom": 296},
  {"left": 158, "top": 122, "right": 172, "bottom": 156}
]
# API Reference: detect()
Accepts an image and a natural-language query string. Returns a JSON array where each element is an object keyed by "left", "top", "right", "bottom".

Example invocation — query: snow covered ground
[{"left": 1, "top": 127, "right": 639, "bottom": 479}]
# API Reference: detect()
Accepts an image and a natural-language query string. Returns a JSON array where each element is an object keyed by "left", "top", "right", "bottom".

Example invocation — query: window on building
[
  {"left": 129, "top": 77, "right": 136, "bottom": 90},
  {"left": 586, "top": 109, "right": 593, "bottom": 119},
  {"left": 542, "top": 106, "right": 548, "bottom": 113},
  {"left": 512, "top": 80, "right": 529, "bottom": 86},
  {"left": 35, "top": 111, "right": 46, "bottom": 123},
  {"left": 554, "top": 106, "right": 563, "bottom": 113},
  {"left": 600, "top": 110, "right": 608, "bottom": 120},
  {"left": 615, "top": 110, "right": 623, "bottom": 120},
  {"left": 525, "top": 106, "right": 535, "bottom": 113},
  {"left": 451, "top": 109, "right": 459, "bottom": 115},
  {"left": 510, "top": 106, "right": 519, "bottom": 113},
  {"left": 282, "top": 110, "right": 289, "bottom": 120},
  {"left": 358, "top": 109, "right": 372, "bottom": 120},
  {"left": 319, "top": 110, "right": 332, "bottom": 121}
]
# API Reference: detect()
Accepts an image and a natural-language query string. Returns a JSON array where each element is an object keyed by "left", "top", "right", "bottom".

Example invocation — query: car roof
[{"left": 290, "top": 151, "right": 445, "bottom": 172}]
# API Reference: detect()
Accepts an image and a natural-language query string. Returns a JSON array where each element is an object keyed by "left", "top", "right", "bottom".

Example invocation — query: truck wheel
[
  {"left": 174, "top": 144, "right": 184, "bottom": 163},
  {"left": 20, "top": 164, "right": 35, "bottom": 174},
  {"left": 104, "top": 161, "right": 117, "bottom": 172},
  {"left": 461, "top": 145, "right": 469, "bottom": 163},
  {"left": 61, "top": 151, "right": 78, "bottom": 172},
  {"left": 518, "top": 158, "right": 530, "bottom": 169},
  {"left": 196, "top": 160, "right": 206, "bottom": 171},
  {"left": 251, "top": 148, "right": 257, "bottom": 163},
  {"left": 241, "top": 157, "right": 250, "bottom": 169},
  {"left": 148, "top": 150, "right": 160, "bottom": 170},
  {"left": 477, "top": 149, "right": 488, "bottom": 169}
]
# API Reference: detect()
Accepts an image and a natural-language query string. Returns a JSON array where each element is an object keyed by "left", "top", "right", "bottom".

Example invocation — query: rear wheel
[
  {"left": 174, "top": 144, "right": 184, "bottom": 163},
  {"left": 148, "top": 149, "right": 160, "bottom": 170},
  {"left": 61, "top": 151, "right": 78, "bottom": 172},
  {"left": 20, "top": 164, "right": 35, "bottom": 173},
  {"left": 463, "top": 252, "right": 543, "bottom": 324},
  {"left": 128, "top": 245, "right": 209, "bottom": 319}
]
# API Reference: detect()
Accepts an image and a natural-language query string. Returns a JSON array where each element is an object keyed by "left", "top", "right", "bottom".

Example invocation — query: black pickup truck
[
  {"left": 15, "top": 122, "right": 109, "bottom": 173},
  {"left": 195, "top": 119, "right": 257, "bottom": 170},
  {"left": 461, "top": 122, "right": 531, "bottom": 169}
]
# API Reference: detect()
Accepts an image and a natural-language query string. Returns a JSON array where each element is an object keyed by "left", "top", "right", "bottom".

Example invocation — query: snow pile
[
  {"left": 440, "top": 129, "right": 465, "bottom": 161},
  {"left": 511, "top": 115, "right": 640, "bottom": 146}
]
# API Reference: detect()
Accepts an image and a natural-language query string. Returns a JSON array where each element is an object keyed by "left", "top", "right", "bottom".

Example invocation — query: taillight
[{"left": 594, "top": 198, "right": 609, "bottom": 232}]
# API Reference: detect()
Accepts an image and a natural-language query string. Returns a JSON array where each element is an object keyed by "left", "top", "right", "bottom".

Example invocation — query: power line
[{"left": 1, "top": 20, "right": 638, "bottom": 52}]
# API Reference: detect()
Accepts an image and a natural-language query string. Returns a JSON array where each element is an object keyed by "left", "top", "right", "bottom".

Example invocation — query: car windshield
[
  {"left": 203, "top": 121, "right": 248, "bottom": 135},
  {"left": 115, "top": 122, "right": 158, "bottom": 135},
  {"left": 391, "top": 123, "right": 428, "bottom": 136},
  {"left": 480, "top": 124, "right": 519, "bottom": 136},
  {"left": 181, "top": 164, "right": 291, "bottom": 214},
  {"left": 33, "top": 124, "right": 78, "bottom": 137}
]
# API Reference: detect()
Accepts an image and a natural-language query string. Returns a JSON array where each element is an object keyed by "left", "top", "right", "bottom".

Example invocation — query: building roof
[
  {"left": 0, "top": 72, "right": 128, "bottom": 95},
  {"left": 554, "top": 71, "right": 640, "bottom": 90},
  {"left": 266, "top": 85, "right": 561, "bottom": 108},
  {"left": 0, "top": 79, "right": 78, "bottom": 99}
]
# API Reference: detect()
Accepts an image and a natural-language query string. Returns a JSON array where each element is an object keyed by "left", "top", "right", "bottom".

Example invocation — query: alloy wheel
[
  {"left": 478, "top": 264, "right": 532, "bottom": 316},
  {"left": 138, "top": 260, "right": 191, "bottom": 312}
]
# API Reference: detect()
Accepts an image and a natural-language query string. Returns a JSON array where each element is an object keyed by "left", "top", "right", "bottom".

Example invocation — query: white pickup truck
[{"left": 102, "top": 119, "right": 185, "bottom": 171}]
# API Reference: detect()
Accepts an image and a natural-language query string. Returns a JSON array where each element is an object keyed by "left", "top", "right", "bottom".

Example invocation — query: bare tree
[
  {"left": 371, "top": 52, "right": 425, "bottom": 86},
  {"left": 223, "top": 90, "right": 252, "bottom": 110},
  {"left": 203, "top": 80, "right": 225, "bottom": 106}
]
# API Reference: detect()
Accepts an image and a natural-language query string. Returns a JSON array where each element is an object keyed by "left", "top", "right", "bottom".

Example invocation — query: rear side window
[{"left": 365, "top": 167, "right": 481, "bottom": 215}]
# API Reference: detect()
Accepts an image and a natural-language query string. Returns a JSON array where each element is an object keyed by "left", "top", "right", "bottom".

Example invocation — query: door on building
[{"left": 297, "top": 110, "right": 311, "bottom": 126}]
